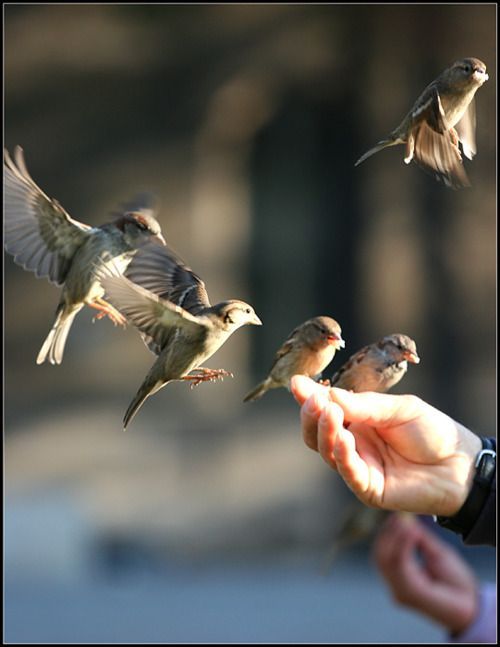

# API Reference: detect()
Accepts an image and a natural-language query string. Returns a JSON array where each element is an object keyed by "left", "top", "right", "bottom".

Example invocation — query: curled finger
[{"left": 300, "top": 391, "right": 330, "bottom": 451}]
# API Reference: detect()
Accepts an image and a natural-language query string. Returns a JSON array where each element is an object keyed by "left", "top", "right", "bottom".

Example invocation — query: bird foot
[
  {"left": 89, "top": 299, "right": 127, "bottom": 327},
  {"left": 183, "top": 368, "right": 234, "bottom": 389},
  {"left": 318, "top": 378, "right": 331, "bottom": 387}
]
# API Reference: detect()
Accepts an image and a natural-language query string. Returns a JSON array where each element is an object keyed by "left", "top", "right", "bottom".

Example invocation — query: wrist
[
  {"left": 451, "top": 427, "right": 483, "bottom": 512},
  {"left": 436, "top": 437, "right": 496, "bottom": 536}
]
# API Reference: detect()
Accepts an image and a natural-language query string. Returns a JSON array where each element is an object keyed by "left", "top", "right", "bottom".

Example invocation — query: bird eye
[
  {"left": 246, "top": 308, "right": 251, "bottom": 314},
  {"left": 461, "top": 63, "right": 471, "bottom": 73}
]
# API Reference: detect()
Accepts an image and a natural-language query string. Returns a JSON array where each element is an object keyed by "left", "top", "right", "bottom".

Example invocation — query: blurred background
[{"left": 4, "top": 4, "right": 496, "bottom": 643}]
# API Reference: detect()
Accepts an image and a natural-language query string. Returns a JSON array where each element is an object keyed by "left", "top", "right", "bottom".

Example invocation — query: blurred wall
[{"left": 4, "top": 4, "right": 496, "bottom": 557}]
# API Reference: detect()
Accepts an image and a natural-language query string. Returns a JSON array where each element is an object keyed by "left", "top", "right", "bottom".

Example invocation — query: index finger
[
  {"left": 300, "top": 390, "right": 331, "bottom": 451},
  {"left": 328, "top": 388, "right": 423, "bottom": 428}
]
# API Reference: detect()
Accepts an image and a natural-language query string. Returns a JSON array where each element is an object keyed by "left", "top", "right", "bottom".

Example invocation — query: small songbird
[
  {"left": 330, "top": 333, "right": 419, "bottom": 392},
  {"left": 355, "top": 58, "right": 488, "bottom": 188},
  {"left": 243, "top": 317, "right": 344, "bottom": 402},
  {"left": 4, "top": 146, "right": 166, "bottom": 365},
  {"left": 99, "top": 241, "right": 262, "bottom": 429}
]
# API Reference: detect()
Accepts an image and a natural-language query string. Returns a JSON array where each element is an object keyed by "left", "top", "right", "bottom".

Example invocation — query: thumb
[{"left": 290, "top": 374, "right": 330, "bottom": 406}]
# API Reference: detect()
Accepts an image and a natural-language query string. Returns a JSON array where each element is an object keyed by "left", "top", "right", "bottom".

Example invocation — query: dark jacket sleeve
[{"left": 463, "top": 437, "right": 496, "bottom": 547}]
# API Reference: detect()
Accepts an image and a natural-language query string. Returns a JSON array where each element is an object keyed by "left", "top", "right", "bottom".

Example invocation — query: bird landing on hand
[{"left": 244, "top": 316, "right": 344, "bottom": 403}]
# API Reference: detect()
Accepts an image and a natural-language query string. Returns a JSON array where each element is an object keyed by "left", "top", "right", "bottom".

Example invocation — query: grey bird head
[
  {"left": 302, "top": 316, "right": 345, "bottom": 351},
  {"left": 442, "top": 58, "right": 488, "bottom": 90},
  {"left": 211, "top": 300, "right": 262, "bottom": 331},
  {"left": 379, "top": 334, "right": 420, "bottom": 365},
  {"left": 113, "top": 211, "right": 166, "bottom": 246}
]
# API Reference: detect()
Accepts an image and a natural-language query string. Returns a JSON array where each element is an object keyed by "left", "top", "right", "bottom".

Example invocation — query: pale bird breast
[
  {"left": 440, "top": 90, "right": 476, "bottom": 129},
  {"left": 300, "top": 344, "right": 337, "bottom": 376}
]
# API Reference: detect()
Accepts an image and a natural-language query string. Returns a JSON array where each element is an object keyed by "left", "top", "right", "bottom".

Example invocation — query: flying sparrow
[
  {"left": 355, "top": 58, "right": 488, "bottom": 188},
  {"left": 4, "top": 146, "right": 166, "bottom": 365},
  {"left": 99, "top": 241, "right": 262, "bottom": 430},
  {"left": 330, "top": 333, "right": 419, "bottom": 392},
  {"left": 243, "top": 316, "right": 344, "bottom": 402}
]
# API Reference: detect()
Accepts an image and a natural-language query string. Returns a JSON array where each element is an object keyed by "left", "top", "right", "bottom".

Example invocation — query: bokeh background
[{"left": 4, "top": 4, "right": 496, "bottom": 643}]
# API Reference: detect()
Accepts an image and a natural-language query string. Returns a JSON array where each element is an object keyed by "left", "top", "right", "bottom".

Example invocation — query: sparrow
[
  {"left": 355, "top": 58, "right": 488, "bottom": 188},
  {"left": 243, "top": 316, "right": 344, "bottom": 402},
  {"left": 99, "top": 241, "right": 262, "bottom": 430},
  {"left": 330, "top": 333, "right": 419, "bottom": 392},
  {"left": 4, "top": 146, "right": 166, "bottom": 365}
]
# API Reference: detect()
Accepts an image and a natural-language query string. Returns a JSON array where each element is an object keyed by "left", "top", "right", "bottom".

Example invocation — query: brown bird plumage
[
  {"left": 355, "top": 58, "right": 488, "bottom": 188},
  {"left": 330, "top": 333, "right": 419, "bottom": 393},
  {"left": 100, "top": 241, "right": 262, "bottom": 429},
  {"left": 244, "top": 316, "right": 344, "bottom": 402},
  {"left": 4, "top": 146, "right": 166, "bottom": 364}
]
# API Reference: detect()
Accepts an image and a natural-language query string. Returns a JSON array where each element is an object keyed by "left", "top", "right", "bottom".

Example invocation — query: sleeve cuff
[{"left": 449, "top": 582, "right": 497, "bottom": 643}]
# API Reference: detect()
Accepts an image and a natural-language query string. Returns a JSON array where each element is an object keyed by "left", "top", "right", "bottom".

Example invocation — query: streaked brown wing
[
  {"left": 124, "top": 240, "right": 211, "bottom": 315},
  {"left": 4, "top": 146, "right": 92, "bottom": 285},
  {"left": 410, "top": 86, "right": 447, "bottom": 134},
  {"left": 413, "top": 121, "right": 470, "bottom": 188},
  {"left": 330, "top": 345, "right": 370, "bottom": 388},
  {"left": 101, "top": 273, "right": 205, "bottom": 353},
  {"left": 271, "top": 338, "right": 295, "bottom": 366}
]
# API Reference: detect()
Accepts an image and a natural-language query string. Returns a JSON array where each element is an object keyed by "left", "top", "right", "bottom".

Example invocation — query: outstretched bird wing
[
  {"left": 4, "top": 146, "right": 92, "bottom": 285},
  {"left": 125, "top": 240, "right": 211, "bottom": 314},
  {"left": 101, "top": 272, "right": 207, "bottom": 355}
]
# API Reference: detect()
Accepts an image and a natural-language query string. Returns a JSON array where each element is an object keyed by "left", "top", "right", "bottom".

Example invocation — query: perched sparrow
[
  {"left": 243, "top": 317, "right": 344, "bottom": 402},
  {"left": 355, "top": 58, "right": 488, "bottom": 188},
  {"left": 4, "top": 146, "right": 166, "bottom": 365},
  {"left": 330, "top": 333, "right": 419, "bottom": 392},
  {"left": 99, "top": 241, "right": 262, "bottom": 429}
]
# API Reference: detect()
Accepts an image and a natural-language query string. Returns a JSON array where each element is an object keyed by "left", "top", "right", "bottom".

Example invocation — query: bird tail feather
[
  {"left": 123, "top": 379, "right": 164, "bottom": 430},
  {"left": 36, "top": 305, "right": 80, "bottom": 365},
  {"left": 243, "top": 377, "right": 274, "bottom": 403},
  {"left": 354, "top": 137, "right": 399, "bottom": 167}
]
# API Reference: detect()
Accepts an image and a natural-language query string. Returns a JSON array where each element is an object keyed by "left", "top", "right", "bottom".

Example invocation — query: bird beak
[
  {"left": 328, "top": 334, "right": 345, "bottom": 349},
  {"left": 473, "top": 68, "right": 488, "bottom": 83},
  {"left": 251, "top": 314, "right": 263, "bottom": 326},
  {"left": 156, "top": 232, "right": 167, "bottom": 245},
  {"left": 404, "top": 350, "right": 420, "bottom": 364}
]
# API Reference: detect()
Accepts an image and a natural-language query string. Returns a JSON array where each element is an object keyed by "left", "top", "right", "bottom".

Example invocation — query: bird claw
[
  {"left": 183, "top": 368, "right": 234, "bottom": 389},
  {"left": 89, "top": 298, "right": 127, "bottom": 327}
]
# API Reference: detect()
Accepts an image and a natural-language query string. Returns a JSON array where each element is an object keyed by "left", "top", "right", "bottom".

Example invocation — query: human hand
[
  {"left": 291, "top": 375, "right": 482, "bottom": 516},
  {"left": 373, "top": 513, "right": 478, "bottom": 635}
]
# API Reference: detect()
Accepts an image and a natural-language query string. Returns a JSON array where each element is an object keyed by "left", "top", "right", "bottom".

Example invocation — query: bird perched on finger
[
  {"left": 99, "top": 241, "right": 262, "bottom": 430},
  {"left": 4, "top": 146, "right": 166, "bottom": 365},
  {"left": 243, "top": 317, "right": 344, "bottom": 403},
  {"left": 355, "top": 57, "right": 488, "bottom": 188},
  {"left": 330, "top": 333, "right": 419, "bottom": 392}
]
